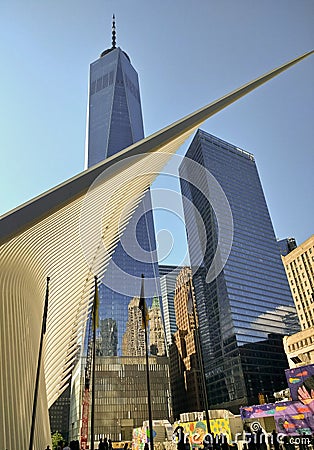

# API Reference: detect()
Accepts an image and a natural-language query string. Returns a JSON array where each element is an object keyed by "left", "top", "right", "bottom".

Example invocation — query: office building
[
  {"left": 122, "top": 297, "right": 146, "bottom": 356},
  {"left": 159, "top": 265, "right": 182, "bottom": 347},
  {"left": 69, "top": 20, "right": 168, "bottom": 442},
  {"left": 97, "top": 318, "right": 118, "bottom": 356},
  {"left": 49, "top": 386, "right": 71, "bottom": 442},
  {"left": 282, "top": 235, "right": 314, "bottom": 330},
  {"left": 84, "top": 17, "right": 160, "bottom": 329},
  {"left": 278, "top": 237, "right": 297, "bottom": 256},
  {"left": 70, "top": 356, "right": 171, "bottom": 442},
  {"left": 149, "top": 296, "right": 166, "bottom": 356},
  {"left": 170, "top": 267, "right": 204, "bottom": 418},
  {"left": 283, "top": 329, "right": 314, "bottom": 368},
  {"left": 173, "top": 267, "right": 198, "bottom": 369},
  {"left": 282, "top": 235, "right": 314, "bottom": 367},
  {"left": 179, "top": 130, "right": 298, "bottom": 412}
]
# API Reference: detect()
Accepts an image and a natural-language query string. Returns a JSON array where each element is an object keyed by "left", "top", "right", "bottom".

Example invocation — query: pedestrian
[
  {"left": 123, "top": 443, "right": 129, "bottom": 450},
  {"left": 245, "top": 428, "right": 256, "bottom": 450},
  {"left": 64, "top": 442, "right": 71, "bottom": 450},
  {"left": 174, "top": 425, "right": 185, "bottom": 450},
  {"left": 44, "top": 446, "right": 51, "bottom": 450},
  {"left": 99, "top": 438, "right": 106, "bottom": 450},
  {"left": 108, "top": 438, "right": 113, "bottom": 450},
  {"left": 213, "top": 433, "right": 220, "bottom": 450},
  {"left": 283, "top": 435, "right": 295, "bottom": 450},
  {"left": 220, "top": 434, "right": 229, "bottom": 450},
  {"left": 271, "top": 430, "right": 280, "bottom": 450}
]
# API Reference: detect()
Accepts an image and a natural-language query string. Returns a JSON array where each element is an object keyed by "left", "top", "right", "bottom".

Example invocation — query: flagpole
[
  {"left": 90, "top": 275, "right": 98, "bottom": 450},
  {"left": 29, "top": 276, "right": 50, "bottom": 450},
  {"left": 190, "top": 279, "right": 211, "bottom": 434},
  {"left": 140, "top": 274, "right": 154, "bottom": 450}
]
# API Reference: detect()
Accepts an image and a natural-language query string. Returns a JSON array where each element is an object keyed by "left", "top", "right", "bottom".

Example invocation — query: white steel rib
[{"left": 0, "top": 50, "right": 312, "bottom": 449}]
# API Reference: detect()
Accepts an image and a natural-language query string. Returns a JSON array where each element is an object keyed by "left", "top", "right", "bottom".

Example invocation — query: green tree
[{"left": 51, "top": 431, "right": 64, "bottom": 450}]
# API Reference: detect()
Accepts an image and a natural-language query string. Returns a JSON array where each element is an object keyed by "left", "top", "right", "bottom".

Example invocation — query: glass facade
[
  {"left": 85, "top": 46, "right": 163, "bottom": 353},
  {"left": 158, "top": 265, "right": 183, "bottom": 348},
  {"left": 277, "top": 237, "right": 297, "bottom": 256},
  {"left": 87, "top": 48, "right": 144, "bottom": 167},
  {"left": 70, "top": 357, "right": 170, "bottom": 442},
  {"left": 49, "top": 386, "right": 71, "bottom": 441},
  {"left": 179, "top": 130, "right": 297, "bottom": 412},
  {"left": 69, "top": 46, "right": 168, "bottom": 443}
]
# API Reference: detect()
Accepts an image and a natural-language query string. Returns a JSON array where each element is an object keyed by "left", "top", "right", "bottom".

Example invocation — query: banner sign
[
  {"left": 174, "top": 419, "right": 232, "bottom": 446},
  {"left": 241, "top": 399, "right": 314, "bottom": 436},
  {"left": 285, "top": 363, "right": 314, "bottom": 402}
]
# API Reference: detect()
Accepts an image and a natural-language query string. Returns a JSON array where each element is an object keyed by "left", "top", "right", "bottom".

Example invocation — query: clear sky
[{"left": 1, "top": 0, "right": 313, "bottom": 266}]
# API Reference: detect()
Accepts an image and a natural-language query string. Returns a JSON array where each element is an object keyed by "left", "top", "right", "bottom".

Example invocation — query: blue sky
[{"left": 1, "top": 0, "right": 313, "bottom": 265}]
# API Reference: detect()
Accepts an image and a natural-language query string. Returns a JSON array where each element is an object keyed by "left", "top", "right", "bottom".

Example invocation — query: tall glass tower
[
  {"left": 179, "top": 129, "right": 298, "bottom": 412},
  {"left": 69, "top": 19, "right": 169, "bottom": 443},
  {"left": 85, "top": 19, "right": 161, "bottom": 354}
]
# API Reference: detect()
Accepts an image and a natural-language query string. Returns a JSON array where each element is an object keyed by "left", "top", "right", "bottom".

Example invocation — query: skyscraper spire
[{"left": 112, "top": 14, "right": 116, "bottom": 49}]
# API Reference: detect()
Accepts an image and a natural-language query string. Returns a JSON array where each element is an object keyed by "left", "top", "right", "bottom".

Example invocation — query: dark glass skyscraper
[
  {"left": 85, "top": 45, "right": 144, "bottom": 166},
  {"left": 85, "top": 27, "right": 161, "bottom": 354},
  {"left": 69, "top": 24, "right": 169, "bottom": 443},
  {"left": 179, "top": 130, "right": 297, "bottom": 412}
]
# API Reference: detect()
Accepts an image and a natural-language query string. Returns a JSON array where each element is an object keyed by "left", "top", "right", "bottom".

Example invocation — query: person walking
[
  {"left": 271, "top": 430, "right": 280, "bottom": 450},
  {"left": 98, "top": 438, "right": 106, "bottom": 450}
]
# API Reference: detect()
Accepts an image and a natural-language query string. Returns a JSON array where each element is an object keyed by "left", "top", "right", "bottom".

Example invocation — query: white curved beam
[{"left": 0, "top": 50, "right": 312, "bottom": 449}]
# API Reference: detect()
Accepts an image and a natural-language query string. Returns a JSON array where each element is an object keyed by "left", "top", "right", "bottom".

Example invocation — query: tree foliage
[{"left": 51, "top": 431, "right": 64, "bottom": 450}]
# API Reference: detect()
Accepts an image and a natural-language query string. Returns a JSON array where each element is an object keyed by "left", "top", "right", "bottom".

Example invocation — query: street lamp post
[{"left": 190, "top": 279, "right": 211, "bottom": 434}]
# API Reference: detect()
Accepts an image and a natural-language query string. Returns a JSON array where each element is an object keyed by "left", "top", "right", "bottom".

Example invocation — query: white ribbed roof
[{"left": 0, "top": 50, "right": 312, "bottom": 449}]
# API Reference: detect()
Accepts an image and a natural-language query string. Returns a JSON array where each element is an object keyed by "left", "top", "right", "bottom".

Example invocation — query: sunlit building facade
[
  {"left": 179, "top": 130, "right": 298, "bottom": 412},
  {"left": 282, "top": 235, "right": 314, "bottom": 330},
  {"left": 282, "top": 235, "right": 314, "bottom": 368},
  {"left": 149, "top": 297, "right": 166, "bottom": 356},
  {"left": 122, "top": 297, "right": 146, "bottom": 357},
  {"left": 170, "top": 267, "right": 204, "bottom": 418}
]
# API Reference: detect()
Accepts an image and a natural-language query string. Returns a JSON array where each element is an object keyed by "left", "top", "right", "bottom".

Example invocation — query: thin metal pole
[
  {"left": 144, "top": 319, "right": 154, "bottom": 450},
  {"left": 191, "top": 280, "right": 211, "bottom": 433},
  {"left": 140, "top": 274, "right": 154, "bottom": 450},
  {"left": 194, "top": 326, "right": 211, "bottom": 432},
  {"left": 29, "top": 276, "right": 50, "bottom": 450},
  {"left": 90, "top": 276, "right": 98, "bottom": 450}
]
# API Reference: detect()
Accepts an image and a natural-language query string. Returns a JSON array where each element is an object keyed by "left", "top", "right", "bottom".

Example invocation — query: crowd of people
[
  {"left": 44, "top": 430, "right": 314, "bottom": 450},
  {"left": 241, "top": 429, "right": 314, "bottom": 450},
  {"left": 98, "top": 437, "right": 114, "bottom": 450},
  {"left": 174, "top": 425, "right": 314, "bottom": 450}
]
